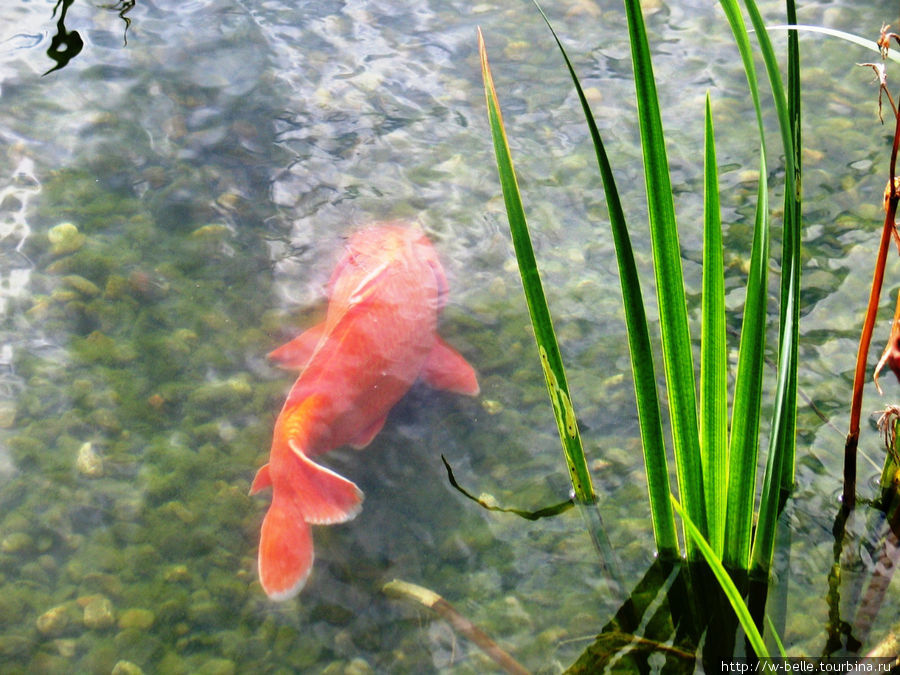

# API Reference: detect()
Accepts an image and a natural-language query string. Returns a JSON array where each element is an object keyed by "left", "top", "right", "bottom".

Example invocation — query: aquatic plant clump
[{"left": 477, "top": 0, "right": 803, "bottom": 665}]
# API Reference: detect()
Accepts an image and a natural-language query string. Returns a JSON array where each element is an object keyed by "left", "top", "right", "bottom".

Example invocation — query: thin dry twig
[
  {"left": 844, "top": 30, "right": 900, "bottom": 509},
  {"left": 383, "top": 579, "right": 531, "bottom": 675},
  {"left": 875, "top": 404, "right": 900, "bottom": 463}
]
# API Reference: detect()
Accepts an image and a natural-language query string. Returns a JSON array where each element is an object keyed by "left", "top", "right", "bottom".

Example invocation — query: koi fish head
[{"left": 328, "top": 223, "right": 449, "bottom": 311}]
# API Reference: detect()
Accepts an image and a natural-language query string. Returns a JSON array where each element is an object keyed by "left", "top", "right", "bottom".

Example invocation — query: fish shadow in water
[{"left": 323, "top": 385, "right": 482, "bottom": 577}]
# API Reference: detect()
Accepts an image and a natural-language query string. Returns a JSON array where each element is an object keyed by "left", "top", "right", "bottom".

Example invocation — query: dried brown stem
[
  {"left": 383, "top": 579, "right": 531, "bottom": 675},
  {"left": 844, "top": 39, "right": 900, "bottom": 510},
  {"left": 844, "top": 182, "right": 900, "bottom": 509}
]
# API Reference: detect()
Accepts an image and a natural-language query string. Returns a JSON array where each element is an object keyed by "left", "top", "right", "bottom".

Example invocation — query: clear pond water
[{"left": 0, "top": 0, "right": 899, "bottom": 672}]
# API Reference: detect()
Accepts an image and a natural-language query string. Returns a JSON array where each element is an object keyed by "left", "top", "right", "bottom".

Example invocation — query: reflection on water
[
  {"left": 104, "top": 1, "right": 135, "bottom": 46},
  {"left": 39, "top": 0, "right": 132, "bottom": 75},
  {"left": 0, "top": 0, "right": 899, "bottom": 671},
  {"left": 43, "top": 0, "right": 83, "bottom": 76}
]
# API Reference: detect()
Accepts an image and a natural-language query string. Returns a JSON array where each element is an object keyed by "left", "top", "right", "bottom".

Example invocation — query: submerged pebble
[
  {"left": 30, "top": 651, "right": 69, "bottom": 672},
  {"left": 76, "top": 442, "right": 103, "bottom": 477},
  {"left": 117, "top": 608, "right": 155, "bottom": 631},
  {"left": 163, "top": 564, "right": 191, "bottom": 583},
  {"left": 35, "top": 604, "right": 72, "bottom": 637},
  {"left": 82, "top": 595, "right": 116, "bottom": 630},
  {"left": 111, "top": 661, "right": 144, "bottom": 675},
  {"left": 1, "top": 531, "right": 33, "bottom": 553},
  {"left": 160, "top": 501, "right": 196, "bottom": 524},
  {"left": 62, "top": 275, "right": 101, "bottom": 297},
  {"left": 481, "top": 398, "right": 503, "bottom": 414},
  {"left": 0, "top": 634, "right": 31, "bottom": 657},
  {"left": 191, "top": 223, "right": 232, "bottom": 239},
  {"left": 47, "top": 222, "right": 86, "bottom": 255},
  {"left": 343, "top": 657, "right": 374, "bottom": 675},
  {"left": 0, "top": 400, "right": 16, "bottom": 428},
  {"left": 196, "top": 658, "right": 236, "bottom": 675},
  {"left": 52, "top": 638, "right": 77, "bottom": 658}
]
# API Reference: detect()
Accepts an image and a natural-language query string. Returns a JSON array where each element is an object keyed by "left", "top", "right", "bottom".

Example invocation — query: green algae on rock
[
  {"left": 47, "top": 223, "right": 86, "bottom": 256},
  {"left": 82, "top": 594, "right": 116, "bottom": 630}
]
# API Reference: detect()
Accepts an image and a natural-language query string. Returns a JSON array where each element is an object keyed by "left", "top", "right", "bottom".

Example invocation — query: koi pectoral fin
[
  {"left": 421, "top": 336, "right": 480, "bottom": 396},
  {"left": 249, "top": 463, "right": 272, "bottom": 495},
  {"left": 268, "top": 323, "right": 327, "bottom": 370}
]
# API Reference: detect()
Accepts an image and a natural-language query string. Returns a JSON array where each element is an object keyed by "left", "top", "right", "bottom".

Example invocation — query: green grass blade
[
  {"left": 623, "top": 0, "right": 707, "bottom": 553},
  {"left": 778, "top": 0, "right": 801, "bottom": 496},
  {"left": 767, "top": 615, "right": 788, "bottom": 657},
  {"left": 477, "top": 28, "right": 595, "bottom": 506},
  {"left": 741, "top": 0, "right": 801, "bottom": 579},
  {"left": 717, "top": 1, "right": 766, "bottom": 142},
  {"left": 700, "top": 94, "right": 727, "bottom": 559},
  {"left": 671, "top": 496, "right": 770, "bottom": 658},
  {"left": 754, "top": 208, "right": 799, "bottom": 581},
  {"left": 720, "top": 0, "right": 801, "bottom": 578},
  {"left": 739, "top": 0, "right": 795, "bottom": 189},
  {"left": 718, "top": 0, "right": 771, "bottom": 573},
  {"left": 724, "top": 152, "right": 769, "bottom": 572},
  {"left": 750, "top": 263, "right": 796, "bottom": 578},
  {"left": 532, "top": 0, "right": 678, "bottom": 559}
]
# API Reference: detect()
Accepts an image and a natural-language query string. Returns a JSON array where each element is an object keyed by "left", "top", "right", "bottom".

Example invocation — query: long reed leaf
[
  {"left": 724, "top": 151, "right": 769, "bottom": 573},
  {"left": 739, "top": 0, "right": 796, "bottom": 185},
  {"left": 740, "top": 0, "right": 801, "bottom": 580},
  {"left": 717, "top": 0, "right": 772, "bottom": 573},
  {"left": 778, "top": 0, "right": 801, "bottom": 498},
  {"left": 532, "top": 0, "right": 678, "bottom": 560},
  {"left": 751, "top": 266, "right": 796, "bottom": 577},
  {"left": 700, "top": 94, "right": 728, "bottom": 559},
  {"left": 478, "top": 29, "right": 628, "bottom": 584},
  {"left": 477, "top": 29, "right": 594, "bottom": 505},
  {"left": 623, "top": 0, "right": 707, "bottom": 554}
]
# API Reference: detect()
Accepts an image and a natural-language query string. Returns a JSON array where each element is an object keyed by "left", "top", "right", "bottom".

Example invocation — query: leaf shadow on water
[
  {"left": 564, "top": 479, "right": 900, "bottom": 671},
  {"left": 826, "top": 455, "right": 900, "bottom": 665},
  {"left": 440, "top": 432, "right": 900, "bottom": 671},
  {"left": 442, "top": 478, "right": 744, "bottom": 671}
]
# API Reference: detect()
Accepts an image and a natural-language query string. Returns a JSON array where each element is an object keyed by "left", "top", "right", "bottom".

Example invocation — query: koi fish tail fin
[
  {"left": 253, "top": 444, "right": 363, "bottom": 600},
  {"left": 289, "top": 441, "right": 365, "bottom": 524},
  {"left": 257, "top": 491, "right": 314, "bottom": 601}
]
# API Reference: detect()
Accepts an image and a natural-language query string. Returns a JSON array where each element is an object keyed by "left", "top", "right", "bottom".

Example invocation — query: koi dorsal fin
[{"left": 344, "top": 260, "right": 391, "bottom": 306}]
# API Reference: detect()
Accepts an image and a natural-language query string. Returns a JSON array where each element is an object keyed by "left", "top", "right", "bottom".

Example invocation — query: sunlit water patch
[{"left": 0, "top": 0, "right": 899, "bottom": 672}]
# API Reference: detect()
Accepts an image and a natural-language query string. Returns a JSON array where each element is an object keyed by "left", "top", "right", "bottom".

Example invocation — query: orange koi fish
[{"left": 251, "top": 223, "right": 479, "bottom": 600}]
